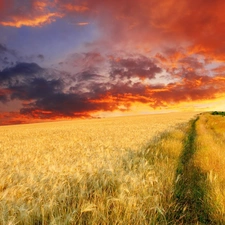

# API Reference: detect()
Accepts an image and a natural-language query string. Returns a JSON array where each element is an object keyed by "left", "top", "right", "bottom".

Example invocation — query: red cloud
[
  {"left": 64, "top": 4, "right": 89, "bottom": 12},
  {"left": 57, "top": 0, "right": 225, "bottom": 61},
  {"left": 0, "top": 0, "right": 62, "bottom": 27}
]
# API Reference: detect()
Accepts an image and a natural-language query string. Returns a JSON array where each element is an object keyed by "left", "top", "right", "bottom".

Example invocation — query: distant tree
[
  {"left": 212, "top": 111, "right": 219, "bottom": 115},
  {"left": 212, "top": 111, "right": 225, "bottom": 116}
]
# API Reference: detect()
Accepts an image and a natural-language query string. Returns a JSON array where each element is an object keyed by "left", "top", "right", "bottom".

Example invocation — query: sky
[{"left": 1, "top": 0, "right": 225, "bottom": 125}]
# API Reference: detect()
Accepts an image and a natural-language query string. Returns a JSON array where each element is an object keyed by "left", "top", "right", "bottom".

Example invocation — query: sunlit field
[
  {"left": 194, "top": 113, "right": 225, "bottom": 223},
  {"left": 0, "top": 112, "right": 199, "bottom": 224}
]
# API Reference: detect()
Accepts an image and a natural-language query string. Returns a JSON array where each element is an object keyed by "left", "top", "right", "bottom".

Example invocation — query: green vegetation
[{"left": 212, "top": 111, "right": 225, "bottom": 116}]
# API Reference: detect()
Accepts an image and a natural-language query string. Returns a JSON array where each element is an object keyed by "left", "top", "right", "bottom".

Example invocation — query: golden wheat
[
  {"left": 194, "top": 113, "right": 225, "bottom": 223},
  {"left": 0, "top": 112, "right": 197, "bottom": 224}
]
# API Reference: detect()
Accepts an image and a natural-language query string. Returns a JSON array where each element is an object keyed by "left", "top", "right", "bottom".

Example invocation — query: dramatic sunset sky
[{"left": 1, "top": 0, "right": 225, "bottom": 125}]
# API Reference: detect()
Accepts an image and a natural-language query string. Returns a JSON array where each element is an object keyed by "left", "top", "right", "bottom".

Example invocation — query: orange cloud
[
  {"left": 0, "top": 12, "right": 63, "bottom": 27},
  {"left": 34, "top": 1, "right": 48, "bottom": 10},
  {"left": 76, "top": 22, "right": 89, "bottom": 26},
  {"left": 64, "top": 4, "right": 89, "bottom": 12},
  {"left": 212, "top": 66, "right": 225, "bottom": 75}
]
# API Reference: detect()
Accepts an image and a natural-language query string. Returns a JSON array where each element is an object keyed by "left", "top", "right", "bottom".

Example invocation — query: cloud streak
[{"left": 0, "top": 12, "right": 62, "bottom": 27}]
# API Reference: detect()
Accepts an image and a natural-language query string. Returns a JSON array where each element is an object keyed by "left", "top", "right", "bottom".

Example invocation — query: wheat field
[
  {"left": 194, "top": 113, "right": 225, "bottom": 223},
  {"left": 0, "top": 112, "right": 197, "bottom": 224}
]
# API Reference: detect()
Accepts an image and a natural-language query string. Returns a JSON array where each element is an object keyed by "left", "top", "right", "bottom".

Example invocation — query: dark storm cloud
[
  {"left": 0, "top": 62, "right": 43, "bottom": 83},
  {"left": 2, "top": 59, "right": 149, "bottom": 118},
  {"left": 0, "top": 62, "right": 119, "bottom": 118},
  {"left": 0, "top": 62, "right": 64, "bottom": 105},
  {"left": 20, "top": 92, "right": 119, "bottom": 117},
  {"left": 110, "top": 56, "right": 162, "bottom": 80},
  {"left": 10, "top": 78, "right": 62, "bottom": 100}
]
